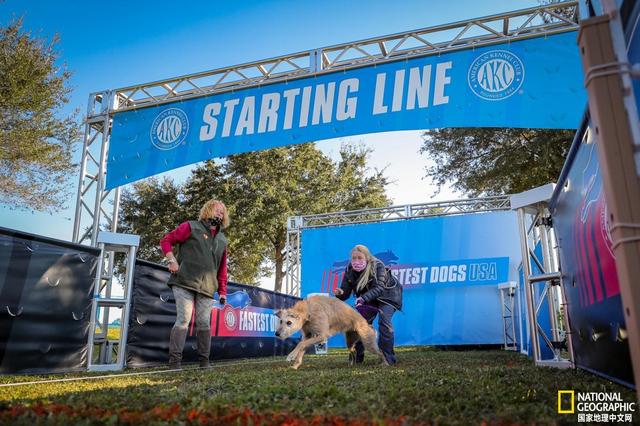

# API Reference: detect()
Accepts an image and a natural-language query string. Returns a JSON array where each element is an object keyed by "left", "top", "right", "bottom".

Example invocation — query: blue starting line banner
[{"left": 107, "top": 32, "right": 585, "bottom": 189}]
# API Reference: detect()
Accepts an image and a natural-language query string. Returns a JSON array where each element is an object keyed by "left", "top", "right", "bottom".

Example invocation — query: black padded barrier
[
  {"left": 0, "top": 227, "right": 99, "bottom": 374},
  {"left": 127, "top": 260, "right": 301, "bottom": 367}
]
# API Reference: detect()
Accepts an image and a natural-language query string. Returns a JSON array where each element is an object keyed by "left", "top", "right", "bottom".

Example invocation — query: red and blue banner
[{"left": 210, "top": 294, "right": 279, "bottom": 338}]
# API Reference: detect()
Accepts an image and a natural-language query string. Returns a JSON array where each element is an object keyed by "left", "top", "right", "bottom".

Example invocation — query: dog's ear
[
  {"left": 292, "top": 300, "right": 309, "bottom": 320},
  {"left": 274, "top": 309, "right": 284, "bottom": 318},
  {"left": 302, "top": 300, "right": 310, "bottom": 319}
]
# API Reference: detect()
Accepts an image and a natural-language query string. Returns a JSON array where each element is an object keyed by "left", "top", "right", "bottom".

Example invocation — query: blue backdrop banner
[
  {"left": 300, "top": 211, "right": 522, "bottom": 346},
  {"left": 107, "top": 32, "right": 585, "bottom": 189}
]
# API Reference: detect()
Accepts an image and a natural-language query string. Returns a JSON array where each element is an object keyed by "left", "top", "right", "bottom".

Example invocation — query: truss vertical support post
[
  {"left": 499, "top": 282, "right": 517, "bottom": 351},
  {"left": 310, "top": 49, "right": 322, "bottom": 73},
  {"left": 579, "top": 3, "right": 640, "bottom": 400},
  {"left": 115, "top": 243, "right": 137, "bottom": 369},
  {"left": 516, "top": 281, "right": 525, "bottom": 355},
  {"left": 285, "top": 229, "right": 291, "bottom": 296},
  {"left": 72, "top": 113, "right": 94, "bottom": 243},
  {"left": 284, "top": 221, "right": 291, "bottom": 295},
  {"left": 87, "top": 232, "right": 140, "bottom": 372},
  {"left": 284, "top": 216, "right": 302, "bottom": 297},
  {"left": 545, "top": 219, "right": 564, "bottom": 336},
  {"left": 509, "top": 286, "right": 517, "bottom": 350},
  {"left": 538, "top": 207, "right": 560, "bottom": 342},
  {"left": 86, "top": 241, "right": 106, "bottom": 368},
  {"left": 111, "top": 186, "right": 122, "bottom": 233},
  {"left": 90, "top": 91, "right": 114, "bottom": 247},
  {"left": 518, "top": 208, "right": 541, "bottom": 362},
  {"left": 293, "top": 223, "right": 301, "bottom": 297},
  {"left": 499, "top": 289, "right": 507, "bottom": 348},
  {"left": 72, "top": 91, "right": 120, "bottom": 246}
]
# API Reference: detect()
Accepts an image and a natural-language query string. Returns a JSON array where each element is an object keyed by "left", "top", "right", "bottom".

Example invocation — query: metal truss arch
[
  {"left": 283, "top": 196, "right": 511, "bottom": 296},
  {"left": 107, "top": 2, "right": 578, "bottom": 114},
  {"left": 73, "top": 2, "right": 578, "bottom": 248}
]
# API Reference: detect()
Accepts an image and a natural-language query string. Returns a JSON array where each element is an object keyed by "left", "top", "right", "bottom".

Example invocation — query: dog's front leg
[
  {"left": 286, "top": 336, "right": 306, "bottom": 362},
  {"left": 289, "top": 335, "right": 327, "bottom": 369},
  {"left": 292, "top": 335, "right": 327, "bottom": 353},
  {"left": 286, "top": 347, "right": 300, "bottom": 362},
  {"left": 291, "top": 349, "right": 305, "bottom": 370}
]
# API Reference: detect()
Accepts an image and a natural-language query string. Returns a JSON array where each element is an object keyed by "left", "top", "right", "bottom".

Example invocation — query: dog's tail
[{"left": 354, "top": 319, "right": 386, "bottom": 363}]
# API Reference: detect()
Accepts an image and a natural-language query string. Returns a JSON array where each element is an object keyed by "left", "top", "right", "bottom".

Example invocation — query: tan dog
[{"left": 275, "top": 295, "right": 387, "bottom": 369}]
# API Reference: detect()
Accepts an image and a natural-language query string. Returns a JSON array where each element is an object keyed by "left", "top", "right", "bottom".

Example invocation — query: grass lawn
[{"left": 0, "top": 347, "right": 636, "bottom": 425}]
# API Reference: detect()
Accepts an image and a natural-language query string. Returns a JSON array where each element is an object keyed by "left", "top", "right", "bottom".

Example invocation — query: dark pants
[{"left": 355, "top": 303, "right": 397, "bottom": 365}]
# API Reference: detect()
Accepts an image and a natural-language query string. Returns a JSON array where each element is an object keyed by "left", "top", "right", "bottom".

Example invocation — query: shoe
[
  {"left": 196, "top": 328, "right": 212, "bottom": 368},
  {"left": 168, "top": 361, "right": 181, "bottom": 369},
  {"left": 168, "top": 326, "right": 187, "bottom": 370}
]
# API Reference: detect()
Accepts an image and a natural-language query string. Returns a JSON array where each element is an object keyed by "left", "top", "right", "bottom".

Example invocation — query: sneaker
[
  {"left": 199, "top": 360, "right": 210, "bottom": 368},
  {"left": 168, "top": 361, "right": 181, "bottom": 369}
]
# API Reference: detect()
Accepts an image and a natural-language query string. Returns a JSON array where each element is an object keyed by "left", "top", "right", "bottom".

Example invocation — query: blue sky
[{"left": 0, "top": 0, "right": 539, "bottom": 241}]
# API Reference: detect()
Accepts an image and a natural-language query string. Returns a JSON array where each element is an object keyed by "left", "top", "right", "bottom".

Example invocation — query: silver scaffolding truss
[
  {"left": 511, "top": 184, "right": 574, "bottom": 368},
  {"left": 71, "top": 1, "right": 579, "bottom": 247},
  {"left": 283, "top": 196, "right": 511, "bottom": 296}
]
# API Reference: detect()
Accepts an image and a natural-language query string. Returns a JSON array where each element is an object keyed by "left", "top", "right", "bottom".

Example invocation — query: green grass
[{"left": 0, "top": 347, "right": 636, "bottom": 425}]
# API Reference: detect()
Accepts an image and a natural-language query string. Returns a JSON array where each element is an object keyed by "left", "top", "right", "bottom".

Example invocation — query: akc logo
[
  {"left": 468, "top": 50, "right": 524, "bottom": 101},
  {"left": 223, "top": 306, "right": 237, "bottom": 331},
  {"left": 150, "top": 108, "right": 189, "bottom": 150}
]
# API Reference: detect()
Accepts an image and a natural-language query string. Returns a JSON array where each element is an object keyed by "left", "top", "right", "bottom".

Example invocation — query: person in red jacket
[{"left": 160, "top": 199, "right": 229, "bottom": 368}]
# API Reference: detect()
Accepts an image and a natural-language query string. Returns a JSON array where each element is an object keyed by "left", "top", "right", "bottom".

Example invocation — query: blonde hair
[
  {"left": 198, "top": 199, "right": 230, "bottom": 229},
  {"left": 351, "top": 244, "right": 377, "bottom": 293}
]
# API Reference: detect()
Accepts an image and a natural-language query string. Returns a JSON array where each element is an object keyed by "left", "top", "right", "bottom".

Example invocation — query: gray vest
[{"left": 168, "top": 220, "right": 227, "bottom": 298}]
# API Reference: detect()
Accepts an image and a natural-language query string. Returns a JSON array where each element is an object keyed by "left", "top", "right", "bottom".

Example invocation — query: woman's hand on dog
[{"left": 333, "top": 288, "right": 344, "bottom": 296}]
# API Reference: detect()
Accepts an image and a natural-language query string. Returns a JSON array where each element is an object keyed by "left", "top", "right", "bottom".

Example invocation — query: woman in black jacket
[{"left": 334, "top": 244, "right": 402, "bottom": 365}]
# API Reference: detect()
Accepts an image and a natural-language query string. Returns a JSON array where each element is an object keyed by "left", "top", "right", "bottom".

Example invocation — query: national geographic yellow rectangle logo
[{"left": 558, "top": 390, "right": 575, "bottom": 414}]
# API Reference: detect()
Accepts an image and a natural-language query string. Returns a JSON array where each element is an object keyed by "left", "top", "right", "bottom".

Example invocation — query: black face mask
[{"left": 206, "top": 216, "right": 222, "bottom": 227}]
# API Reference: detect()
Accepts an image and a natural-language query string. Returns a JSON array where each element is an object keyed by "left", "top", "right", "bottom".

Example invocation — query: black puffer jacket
[{"left": 336, "top": 259, "right": 403, "bottom": 310}]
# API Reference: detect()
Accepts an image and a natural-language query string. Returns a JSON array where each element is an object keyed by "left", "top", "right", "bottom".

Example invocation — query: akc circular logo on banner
[
  {"left": 149, "top": 108, "right": 189, "bottom": 150},
  {"left": 468, "top": 50, "right": 525, "bottom": 101},
  {"left": 223, "top": 306, "right": 237, "bottom": 331}
]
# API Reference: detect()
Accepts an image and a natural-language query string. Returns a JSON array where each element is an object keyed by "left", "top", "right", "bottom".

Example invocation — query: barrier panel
[
  {"left": 550, "top": 121, "right": 634, "bottom": 387},
  {"left": 0, "top": 227, "right": 99, "bottom": 374},
  {"left": 547, "top": 1, "right": 639, "bottom": 388},
  {"left": 300, "top": 211, "right": 522, "bottom": 347},
  {"left": 126, "top": 260, "right": 301, "bottom": 367},
  {"left": 0, "top": 229, "right": 301, "bottom": 373}
]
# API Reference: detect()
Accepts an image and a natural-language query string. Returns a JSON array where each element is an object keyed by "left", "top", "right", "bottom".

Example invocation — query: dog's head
[{"left": 274, "top": 302, "right": 307, "bottom": 340}]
